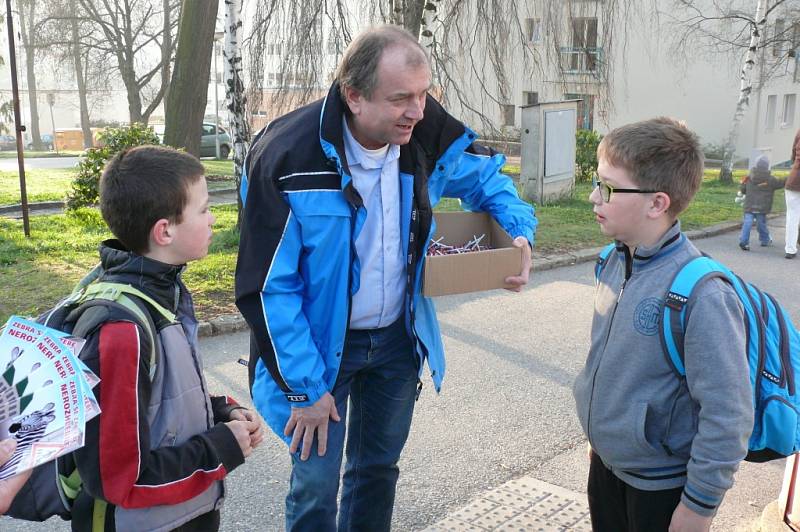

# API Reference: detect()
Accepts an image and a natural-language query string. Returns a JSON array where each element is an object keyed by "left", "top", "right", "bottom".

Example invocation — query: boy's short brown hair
[
  {"left": 100, "top": 145, "right": 204, "bottom": 254},
  {"left": 598, "top": 117, "right": 704, "bottom": 216}
]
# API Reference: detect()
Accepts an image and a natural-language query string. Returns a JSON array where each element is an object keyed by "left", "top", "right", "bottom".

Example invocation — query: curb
[{"left": 195, "top": 217, "right": 755, "bottom": 338}]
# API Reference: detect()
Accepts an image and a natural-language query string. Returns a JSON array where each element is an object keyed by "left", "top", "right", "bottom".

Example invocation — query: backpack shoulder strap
[
  {"left": 595, "top": 243, "right": 616, "bottom": 283},
  {"left": 660, "top": 256, "right": 736, "bottom": 377},
  {"left": 70, "top": 282, "right": 176, "bottom": 381}
]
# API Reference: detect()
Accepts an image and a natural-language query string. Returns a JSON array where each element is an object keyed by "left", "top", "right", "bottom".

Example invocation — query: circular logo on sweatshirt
[{"left": 633, "top": 297, "right": 662, "bottom": 336}]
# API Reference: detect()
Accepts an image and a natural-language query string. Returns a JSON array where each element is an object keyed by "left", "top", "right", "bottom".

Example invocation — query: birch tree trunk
[
  {"left": 719, "top": 0, "right": 768, "bottom": 184},
  {"left": 223, "top": 0, "right": 250, "bottom": 223}
]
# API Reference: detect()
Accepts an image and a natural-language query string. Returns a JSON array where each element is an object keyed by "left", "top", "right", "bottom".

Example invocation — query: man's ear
[
  {"left": 648, "top": 192, "right": 672, "bottom": 218},
  {"left": 150, "top": 218, "right": 173, "bottom": 247},
  {"left": 343, "top": 86, "right": 363, "bottom": 116}
]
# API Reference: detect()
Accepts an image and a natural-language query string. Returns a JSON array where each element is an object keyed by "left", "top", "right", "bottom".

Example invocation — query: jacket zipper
[{"left": 587, "top": 245, "right": 632, "bottom": 445}]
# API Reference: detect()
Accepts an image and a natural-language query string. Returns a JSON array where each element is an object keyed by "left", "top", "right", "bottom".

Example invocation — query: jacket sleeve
[
  {"left": 441, "top": 144, "right": 537, "bottom": 245},
  {"left": 234, "top": 155, "right": 328, "bottom": 407},
  {"left": 680, "top": 281, "right": 753, "bottom": 517},
  {"left": 210, "top": 395, "right": 245, "bottom": 423},
  {"left": 73, "top": 321, "right": 245, "bottom": 510},
  {"left": 770, "top": 175, "right": 786, "bottom": 190}
]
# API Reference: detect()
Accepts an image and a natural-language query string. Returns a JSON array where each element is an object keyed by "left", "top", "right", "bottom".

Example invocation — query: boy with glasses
[{"left": 573, "top": 117, "right": 753, "bottom": 532}]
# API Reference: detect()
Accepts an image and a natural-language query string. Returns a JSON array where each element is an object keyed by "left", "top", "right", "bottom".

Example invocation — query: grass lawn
[
  {"left": 0, "top": 161, "right": 235, "bottom": 206},
  {"left": 0, "top": 168, "right": 76, "bottom": 204},
  {"left": 0, "top": 168, "right": 782, "bottom": 324}
]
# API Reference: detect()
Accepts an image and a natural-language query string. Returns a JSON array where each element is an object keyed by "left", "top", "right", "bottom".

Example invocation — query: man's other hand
[{"left": 284, "top": 392, "right": 341, "bottom": 461}]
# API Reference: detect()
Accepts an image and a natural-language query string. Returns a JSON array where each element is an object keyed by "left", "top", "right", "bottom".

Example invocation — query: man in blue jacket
[{"left": 235, "top": 24, "right": 537, "bottom": 532}]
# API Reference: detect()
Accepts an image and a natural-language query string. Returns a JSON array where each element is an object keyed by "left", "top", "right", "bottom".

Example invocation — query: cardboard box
[{"left": 423, "top": 211, "right": 522, "bottom": 297}]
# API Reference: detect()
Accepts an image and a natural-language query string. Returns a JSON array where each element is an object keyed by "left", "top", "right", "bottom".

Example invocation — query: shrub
[
  {"left": 575, "top": 128, "right": 602, "bottom": 183},
  {"left": 66, "top": 123, "right": 160, "bottom": 210}
]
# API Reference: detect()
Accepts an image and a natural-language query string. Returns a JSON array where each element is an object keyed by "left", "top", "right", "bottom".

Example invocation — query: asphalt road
[
  {"left": 0, "top": 157, "right": 80, "bottom": 171},
  {"left": 2, "top": 217, "right": 797, "bottom": 531}
]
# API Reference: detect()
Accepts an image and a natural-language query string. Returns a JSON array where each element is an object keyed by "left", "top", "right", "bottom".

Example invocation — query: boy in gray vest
[
  {"left": 573, "top": 118, "right": 753, "bottom": 532},
  {"left": 70, "top": 145, "right": 263, "bottom": 531}
]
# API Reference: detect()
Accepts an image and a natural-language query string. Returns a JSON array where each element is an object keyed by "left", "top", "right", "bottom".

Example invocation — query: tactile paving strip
[{"left": 423, "top": 477, "right": 592, "bottom": 531}]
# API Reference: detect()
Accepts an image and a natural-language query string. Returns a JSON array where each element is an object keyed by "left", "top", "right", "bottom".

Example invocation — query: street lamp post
[
  {"left": 6, "top": 0, "right": 30, "bottom": 237},
  {"left": 47, "top": 92, "right": 58, "bottom": 154}
]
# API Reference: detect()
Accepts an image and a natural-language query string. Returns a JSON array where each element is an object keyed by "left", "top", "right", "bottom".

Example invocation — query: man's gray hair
[{"left": 335, "top": 24, "right": 428, "bottom": 103}]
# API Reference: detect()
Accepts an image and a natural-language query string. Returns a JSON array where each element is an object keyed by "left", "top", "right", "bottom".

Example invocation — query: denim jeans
[
  {"left": 285, "top": 317, "right": 418, "bottom": 532},
  {"left": 740, "top": 212, "right": 770, "bottom": 246}
]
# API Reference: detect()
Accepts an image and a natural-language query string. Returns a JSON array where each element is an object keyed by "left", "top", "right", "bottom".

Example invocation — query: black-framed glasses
[{"left": 591, "top": 174, "right": 660, "bottom": 203}]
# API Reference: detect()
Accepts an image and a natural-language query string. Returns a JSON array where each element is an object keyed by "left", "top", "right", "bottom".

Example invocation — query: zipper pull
[{"left": 617, "top": 279, "right": 627, "bottom": 303}]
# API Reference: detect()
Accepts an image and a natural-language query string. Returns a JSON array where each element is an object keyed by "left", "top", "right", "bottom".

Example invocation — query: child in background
[{"left": 738, "top": 154, "right": 784, "bottom": 251}]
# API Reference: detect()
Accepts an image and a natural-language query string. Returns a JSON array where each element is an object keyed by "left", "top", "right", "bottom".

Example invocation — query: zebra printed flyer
[{"left": 0, "top": 316, "right": 99, "bottom": 479}]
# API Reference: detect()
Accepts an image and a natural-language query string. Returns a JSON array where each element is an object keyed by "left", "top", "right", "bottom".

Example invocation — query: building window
[
  {"left": 766, "top": 94, "right": 777, "bottom": 130},
  {"left": 501, "top": 104, "right": 515, "bottom": 126},
  {"left": 525, "top": 18, "right": 542, "bottom": 43},
  {"left": 774, "top": 19, "right": 786, "bottom": 58},
  {"left": 523, "top": 91, "right": 539, "bottom": 106},
  {"left": 569, "top": 17, "right": 598, "bottom": 71},
  {"left": 782, "top": 94, "right": 796, "bottom": 127}
]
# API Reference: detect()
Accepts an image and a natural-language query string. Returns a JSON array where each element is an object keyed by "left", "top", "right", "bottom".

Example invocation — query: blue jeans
[
  {"left": 740, "top": 212, "right": 770, "bottom": 245},
  {"left": 285, "top": 318, "right": 418, "bottom": 532}
]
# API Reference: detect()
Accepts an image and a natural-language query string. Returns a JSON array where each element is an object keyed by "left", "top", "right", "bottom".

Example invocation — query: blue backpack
[{"left": 596, "top": 243, "right": 800, "bottom": 462}]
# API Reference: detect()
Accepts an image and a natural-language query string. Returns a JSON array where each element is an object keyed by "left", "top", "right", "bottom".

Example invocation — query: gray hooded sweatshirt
[{"left": 573, "top": 222, "right": 754, "bottom": 517}]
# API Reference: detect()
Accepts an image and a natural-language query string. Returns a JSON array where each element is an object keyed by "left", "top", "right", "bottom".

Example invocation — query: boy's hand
[
  {"left": 283, "top": 392, "right": 340, "bottom": 461},
  {"left": 505, "top": 237, "right": 533, "bottom": 292},
  {"left": 669, "top": 502, "right": 712, "bottom": 532},
  {"left": 0, "top": 439, "right": 32, "bottom": 514},
  {"left": 229, "top": 408, "right": 265, "bottom": 449},
  {"left": 225, "top": 420, "right": 258, "bottom": 458}
]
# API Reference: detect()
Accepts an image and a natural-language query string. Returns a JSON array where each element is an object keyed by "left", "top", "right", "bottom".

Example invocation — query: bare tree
[
  {"left": 41, "top": 0, "right": 102, "bottom": 147},
  {"left": 244, "top": 0, "right": 647, "bottom": 138},
  {"left": 666, "top": 0, "right": 796, "bottom": 182},
  {"left": 163, "top": 0, "right": 219, "bottom": 156},
  {"left": 75, "top": 0, "right": 180, "bottom": 124},
  {"left": 16, "top": 0, "right": 44, "bottom": 150}
]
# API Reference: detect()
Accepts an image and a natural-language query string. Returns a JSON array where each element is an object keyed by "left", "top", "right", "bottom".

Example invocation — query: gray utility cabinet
[{"left": 519, "top": 100, "right": 579, "bottom": 203}]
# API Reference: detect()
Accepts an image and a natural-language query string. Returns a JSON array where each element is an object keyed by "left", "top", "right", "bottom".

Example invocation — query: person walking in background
[
  {"left": 738, "top": 154, "right": 784, "bottom": 251},
  {"left": 785, "top": 130, "right": 800, "bottom": 259}
]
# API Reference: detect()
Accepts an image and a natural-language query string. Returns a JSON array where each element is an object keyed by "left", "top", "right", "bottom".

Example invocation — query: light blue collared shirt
[{"left": 343, "top": 118, "right": 406, "bottom": 329}]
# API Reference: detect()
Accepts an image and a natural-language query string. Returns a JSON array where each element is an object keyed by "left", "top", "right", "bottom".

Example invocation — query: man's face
[{"left": 345, "top": 45, "right": 432, "bottom": 149}]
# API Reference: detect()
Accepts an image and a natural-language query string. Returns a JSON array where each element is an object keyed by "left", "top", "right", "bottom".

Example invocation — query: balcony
[{"left": 559, "top": 47, "right": 603, "bottom": 75}]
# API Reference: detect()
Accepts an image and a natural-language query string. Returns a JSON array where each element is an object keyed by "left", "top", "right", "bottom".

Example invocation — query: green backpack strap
[{"left": 75, "top": 282, "right": 176, "bottom": 380}]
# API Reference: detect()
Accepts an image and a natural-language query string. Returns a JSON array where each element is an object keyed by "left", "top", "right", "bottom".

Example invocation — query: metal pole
[
  {"left": 214, "top": 40, "right": 220, "bottom": 159},
  {"left": 6, "top": 0, "right": 30, "bottom": 237},
  {"left": 48, "top": 93, "right": 58, "bottom": 154}
]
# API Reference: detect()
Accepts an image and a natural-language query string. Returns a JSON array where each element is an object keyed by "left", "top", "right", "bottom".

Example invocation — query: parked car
[
  {"left": 151, "top": 123, "right": 232, "bottom": 159},
  {"left": 200, "top": 123, "right": 232, "bottom": 159},
  {"left": 0, "top": 135, "right": 16, "bottom": 151},
  {"left": 25, "top": 134, "right": 54, "bottom": 151}
]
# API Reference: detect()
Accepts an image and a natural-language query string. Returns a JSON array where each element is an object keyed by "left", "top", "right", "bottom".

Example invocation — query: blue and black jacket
[{"left": 235, "top": 83, "right": 537, "bottom": 442}]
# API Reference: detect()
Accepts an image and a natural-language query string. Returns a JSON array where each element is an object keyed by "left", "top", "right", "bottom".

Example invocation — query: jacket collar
[
  {"left": 98, "top": 239, "right": 185, "bottom": 313},
  {"left": 615, "top": 221, "right": 684, "bottom": 277}
]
